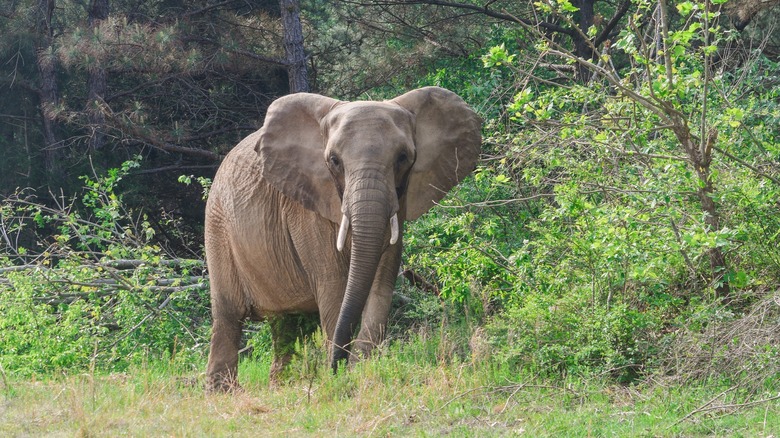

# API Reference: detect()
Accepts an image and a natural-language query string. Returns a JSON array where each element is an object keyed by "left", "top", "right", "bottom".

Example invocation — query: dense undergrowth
[
  {"left": 400, "top": 4, "right": 780, "bottom": 389},
  {"left": 0, "top": 159, "right": 210, "bottom": 376}
]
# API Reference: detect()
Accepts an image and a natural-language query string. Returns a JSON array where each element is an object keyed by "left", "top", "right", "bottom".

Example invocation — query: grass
[{"left": 1, "top": 335, "right": 778, "bottom": 437}]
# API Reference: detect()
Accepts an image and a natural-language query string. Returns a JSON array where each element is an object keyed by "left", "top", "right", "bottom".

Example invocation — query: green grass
[{"left": 1, "top": 337, "right": 777, "bottom": 437}]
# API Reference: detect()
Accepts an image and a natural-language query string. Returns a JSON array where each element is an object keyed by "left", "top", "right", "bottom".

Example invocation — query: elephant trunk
[{"left": 331, "top": 178, "right": 394, "bottom": 372}]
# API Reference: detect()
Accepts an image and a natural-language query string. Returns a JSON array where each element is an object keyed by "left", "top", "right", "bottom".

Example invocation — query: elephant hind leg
[{"left": 268, "top": 313, "right": 320, "bottom": 386}]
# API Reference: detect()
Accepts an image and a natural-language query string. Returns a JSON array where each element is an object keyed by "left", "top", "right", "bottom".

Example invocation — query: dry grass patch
[{"left": 0, "top": 345, "right": 777, "bottom": 436}]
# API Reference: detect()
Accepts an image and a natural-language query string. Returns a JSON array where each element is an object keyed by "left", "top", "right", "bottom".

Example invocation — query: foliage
[
  {"left": 177, "top": 174, "right": 213, "bottom": 200},
  {"left": 0, "top": 158, "right": 210, "bottom": 377},
  {"left": 0, "top": 0, "right": 290, "bottom": 243},
  {"left": 402, "top": 0, "right": 780, "bottom": 382},
  {"left": 304, "top": 1, "right": 510, "bottom": 99}
]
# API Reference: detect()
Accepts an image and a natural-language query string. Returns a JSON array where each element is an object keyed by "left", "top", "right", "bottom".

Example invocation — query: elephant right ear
[{"left": 256, "top": 93, "right": 344, "bottom": 224}]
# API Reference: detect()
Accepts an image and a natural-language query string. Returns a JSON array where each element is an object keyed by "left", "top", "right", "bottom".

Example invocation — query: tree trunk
[
  {"left": 87, "top": 0, "right": 109, "bottom": 150},
  {"left": 572, "top": 0, "right": 596, "bottom": 82},
  {"left": 279, "top": 0, "right": 309, "bottom": 93},
  {"left": 674, "top": 124, "right": 730, "bottom": 299},
  {"left": 35, "top": 0, "right": 61, "bottom": 180}
]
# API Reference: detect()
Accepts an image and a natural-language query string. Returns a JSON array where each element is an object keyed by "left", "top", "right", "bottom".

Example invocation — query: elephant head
[{"left": 255, "top": 86, "right": 481, "bottom": 371}]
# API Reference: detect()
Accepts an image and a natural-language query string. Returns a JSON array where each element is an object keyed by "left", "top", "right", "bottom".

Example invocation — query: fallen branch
[
  {"left": 400, "top": 269, "right": 440, "bottom": 297},
  {"left": 103, "top": 259, "right": 204, "bottom": 270},
  {"left": 0, "top": 265, "right": 43, "bottom": 274},
  {"left": 31, "top": 283, "right": 207, "bottom": 305},
  {"left": 669, "top": 384, "right": 739, "bottom": 428},
  {"left": 47, "top": 276, "right": 204, "bottom": 288},
  {"left": 701, "top": 393, "right": 780, "bottom": 412},
  {"left": 668, "top": 385, "right": 780, "bottom": 428},
  {"left": 0, "top": 258, "right": 203, "bottom": 274}
]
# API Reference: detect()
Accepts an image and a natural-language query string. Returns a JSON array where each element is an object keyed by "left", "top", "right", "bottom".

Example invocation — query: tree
[
  {"left": 0, "top": 1, "right": 295, "bottom": 242},
  {"left": 35, "top": 0, "right": 62, "bottom": 181},
  {"left": 479, "top": 0, "right": 780, "bottom": 303},
  {"left": 281, "top": 0, "right": 310, "bottom": 92},
  {"left": 339, "top": 0, "right": 631, "bottom": 82},
  {"left": 86, "top": 0, "right": 109, "bottom": 150}
]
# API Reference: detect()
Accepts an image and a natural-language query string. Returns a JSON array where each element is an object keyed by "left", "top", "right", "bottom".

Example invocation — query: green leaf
[
  {"left": 557, "top": 0, "right": 579, "bottom": 13},
  {"left": 676, "top": 1, "right": 695, "bottom": 16},
  {"left": 482, "top": 44, "right": 516, "bottom": 68}
]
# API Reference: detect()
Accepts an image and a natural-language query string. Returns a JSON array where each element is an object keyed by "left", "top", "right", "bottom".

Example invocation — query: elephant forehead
[{"left": 324, "top": 102, "right": 414, "bottom": 136}]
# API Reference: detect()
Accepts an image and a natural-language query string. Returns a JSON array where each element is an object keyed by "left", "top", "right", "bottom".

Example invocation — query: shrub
[{"left": 0, "top": 158, "right": 210, "bottom": 377}]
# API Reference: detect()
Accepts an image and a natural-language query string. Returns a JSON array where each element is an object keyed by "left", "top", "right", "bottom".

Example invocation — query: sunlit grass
[{"left": 1, "top": 334, "right": 777, "bottom": 437}]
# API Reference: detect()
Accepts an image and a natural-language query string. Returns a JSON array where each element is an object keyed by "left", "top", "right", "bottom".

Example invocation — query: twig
[
  {"left": 712, "top": 145, "right": 780, "bottom": 187},
  {"left": 497, "top": 382, "right": 527, "bottom": 415},
  {"left": 435, "top": 192, "right": 557, "bottom": 208},
  {"left": 669, "top": 384, "right": 739, "bottom": 428},
  {"left": 437, "top": 385, "right": 491, "bottom": 411},
  {"left": 702, "top": 393, "right": 780, "bottom": 412},
  {"left": 437, "top": 383, "right": 566, "bottom": 412},
  {"left": 107, "top": 294, "right": 174, "bottom": 350},
  {"left": 0, "top": 362, "right": 10, "bottom": 394},
  {"left": 672, "top": 391, "right": 780, "bottom": 428}
]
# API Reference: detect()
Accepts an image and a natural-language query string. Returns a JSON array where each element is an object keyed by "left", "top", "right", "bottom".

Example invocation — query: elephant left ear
[
  {"left": 256, "top": 93, "right": 344, "bottom": 224},
  {"left": 392, "top": 86, "right": 482, "bottom": 220}
]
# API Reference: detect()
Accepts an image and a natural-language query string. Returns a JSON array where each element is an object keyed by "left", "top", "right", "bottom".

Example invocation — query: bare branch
[
  {"left": 182, "top": 0, "right": 239, "bottom": 18},
  {"left": 713, "top": 145, "right": 780, "bottom": 186},
  {"left": 343, "top": 0, "right": 575, "bottom": 35},
  {"left": 133, "top": 164, "right": 219, "bottom": 175},
  {"left": 596, "top": 0, "right": 632, "bottom": 46}
]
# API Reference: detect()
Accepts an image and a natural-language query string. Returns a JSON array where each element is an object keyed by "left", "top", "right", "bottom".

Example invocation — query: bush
[
  {"left": 0, "top": 158, "right": 210, "bottom": 377},
  {"left": 400, "top": 10, "right": 780, "bottom": 384}
]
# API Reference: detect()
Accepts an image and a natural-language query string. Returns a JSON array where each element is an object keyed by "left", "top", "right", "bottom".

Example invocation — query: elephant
[{"left": 204, "top": 86, "right": 481, "bottom": 392}]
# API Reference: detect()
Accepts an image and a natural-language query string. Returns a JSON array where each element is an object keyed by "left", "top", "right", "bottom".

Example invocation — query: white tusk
[
  {"left": 390, "top": 213, "right": 399, "bottom": 245},
  {"left": 337, "top": 214, "right": 350, "bottom": 252}
]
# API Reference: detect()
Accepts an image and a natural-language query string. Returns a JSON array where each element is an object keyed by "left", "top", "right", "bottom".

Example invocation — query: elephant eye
[
  {"left": 329, "top": 154, "right": 341, "bottom": 168},
  {"left": 397, "top": 152, "right": 408, "bottom": 164}
]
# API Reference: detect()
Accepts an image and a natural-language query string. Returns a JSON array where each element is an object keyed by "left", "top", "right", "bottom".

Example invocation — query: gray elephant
[{"left": 204, "top": 86, "right": 481, "bottom": 392}]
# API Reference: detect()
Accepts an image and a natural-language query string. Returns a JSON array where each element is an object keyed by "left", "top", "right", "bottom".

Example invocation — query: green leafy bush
[
  {"left": 0, "top": 158, "right": 210, "bottom": 377},
  {"left": 401, "top": 3, "right": 780, "bottom": 383}
]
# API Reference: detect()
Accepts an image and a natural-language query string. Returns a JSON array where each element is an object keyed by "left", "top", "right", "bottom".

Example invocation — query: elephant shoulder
[
  {"left": 222, "top": 130, "right": 263, "bottom": 171},
  {"left": 212, "top": 131, "right": 264, "bottom": 194}
]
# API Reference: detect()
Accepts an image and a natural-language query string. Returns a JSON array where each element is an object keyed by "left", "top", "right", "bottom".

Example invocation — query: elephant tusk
[
  {"left": 337, "top": 214, "right": 350, "bottom": 252},
  {"left": 390, "top": 213, "right": 399, "bottom": 245}
]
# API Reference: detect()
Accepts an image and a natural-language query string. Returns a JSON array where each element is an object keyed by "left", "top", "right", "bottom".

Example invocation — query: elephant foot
[
  {"left": 350, "top": 337, "right": 382, "bottom": 366},
  {"left": 205, "top": 373, "right": 242, "bottom": 394}
]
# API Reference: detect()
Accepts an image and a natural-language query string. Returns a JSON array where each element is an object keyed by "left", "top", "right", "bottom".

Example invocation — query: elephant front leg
[
  {"left": 206, "top": 316, "right": 244, "bottom": 392},
  {"left": 354, "top": 245, "right": 402, "bottom": 358}
]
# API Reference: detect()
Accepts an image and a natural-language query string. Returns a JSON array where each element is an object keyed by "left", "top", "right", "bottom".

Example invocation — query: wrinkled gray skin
[{"left": 204, "top": 87, "right": 481, "bottom": 392}]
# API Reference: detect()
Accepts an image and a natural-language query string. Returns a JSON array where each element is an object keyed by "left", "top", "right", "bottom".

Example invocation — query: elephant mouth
[{"left": 336, "top": 212, "right": 399, "bottom": 251}]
